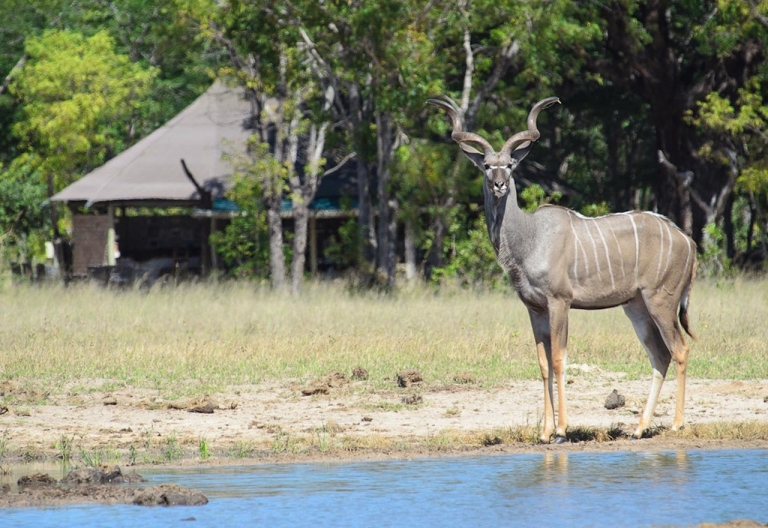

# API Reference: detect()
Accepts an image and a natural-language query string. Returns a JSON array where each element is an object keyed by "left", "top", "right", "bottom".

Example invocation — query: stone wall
[{"left": 72, "top": 215, "right": 111, "bottom": 276}]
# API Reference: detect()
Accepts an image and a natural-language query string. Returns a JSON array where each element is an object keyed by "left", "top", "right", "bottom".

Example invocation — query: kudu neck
[{"left": 484, "top": 181, "right": 536, "bottom": 258}]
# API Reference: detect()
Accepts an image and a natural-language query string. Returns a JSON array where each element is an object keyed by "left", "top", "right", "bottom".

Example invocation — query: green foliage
[
  {"left": 209, "top": 173, "right": 270, "bottom": 280},
  {"left": 699, "top": 222, "right": 736, "bottom": 278},
  {"left": 688, "top": 76, "right": 768, "bottom": 268},
  {"left": 430, "top": 216, "right": 506, "bottom": 289},
  {"left": 324, "top": 198, "right": 362, "bottom": 270},
  {"left": 519, "top": 184, "right": 562, "bottom": 213},
  {"left": 198, "top": 436, "right": 210, "bottom": 460},
  {"left": 580, "top": 202, "right": 611, "bottom": 218},
  {"left": 2, "top": 0, "right": 768, "bottom": 281},
  {"left": 164, "top": 432, "right": 183, "bottom": 462},
  {"left": 0, "top": 159, "right": 50, "bottom": 262},
  {"left": 11, "top": 30, "right": 156, "bottom": 192}
]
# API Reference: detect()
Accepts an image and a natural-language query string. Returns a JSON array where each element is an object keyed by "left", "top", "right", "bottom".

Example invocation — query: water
[{"left": 2, "top": 449, "right": 767, "bottom": 527}]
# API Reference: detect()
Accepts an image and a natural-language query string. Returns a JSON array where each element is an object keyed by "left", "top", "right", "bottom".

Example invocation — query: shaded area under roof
[{"left": 51, "top": 81, "right": 252, "bottom": 208}]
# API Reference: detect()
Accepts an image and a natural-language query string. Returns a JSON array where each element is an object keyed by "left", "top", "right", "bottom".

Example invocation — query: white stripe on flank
[
  {"left": 568, "top": 214, "right": 580, "bottom": 280},
  {"left": 569, "top": 212, "right": 589, "bottom": 276},
  {"left": 627, "top": 214, "right": 640, "bottom": 281},
  {"left": 592, "top": 219, "right": 615, "bottom": 289},
  {"left": 682, "top": 232, "right": 692, "bottom": 279},
  {"left": 607, "top": 219, "right": 626, "bottom": 278},
  {"left": 662, "top": 221, "right": 673, "bottom": 278},
  {"left": 583, "top": 219, "right": 602, "bottom": 278},
  {"left": 655, "top": 215, "right": 665, "bottom": 281}
]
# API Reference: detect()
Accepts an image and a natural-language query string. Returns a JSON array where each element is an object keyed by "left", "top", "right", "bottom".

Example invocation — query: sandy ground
[{"left": 1, "top": 367, "right": 767, "bottom": 462}]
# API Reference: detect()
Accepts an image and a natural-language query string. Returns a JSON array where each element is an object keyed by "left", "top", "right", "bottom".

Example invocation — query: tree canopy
[{"left": 1, "top": 0, "right": 767, "bottom": 281}]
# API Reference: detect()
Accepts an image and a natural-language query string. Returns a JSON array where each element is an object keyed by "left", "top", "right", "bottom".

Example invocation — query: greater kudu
[{"left": 427, "top": 95, "right": 697, "bottom": 443}]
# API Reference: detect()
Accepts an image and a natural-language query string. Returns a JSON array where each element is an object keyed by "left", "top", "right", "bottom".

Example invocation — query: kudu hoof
[{"left": 553, "top": 435, "right": 567, "bottom": 445}]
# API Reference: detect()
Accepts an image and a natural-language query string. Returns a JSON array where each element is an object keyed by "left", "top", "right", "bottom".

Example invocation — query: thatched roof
[{"left": 51, "top": 81, "right": 252, "bottom": 209}]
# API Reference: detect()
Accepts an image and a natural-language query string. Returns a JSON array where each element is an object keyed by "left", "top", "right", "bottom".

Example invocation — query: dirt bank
[{"left": 1, "top": 368, "right": 767, "bottom": 463}]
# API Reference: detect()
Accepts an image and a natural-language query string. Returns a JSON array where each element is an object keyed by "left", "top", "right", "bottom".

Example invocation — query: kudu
[{"left": 427, "top": 95, "right": 697, "bottom": 443}]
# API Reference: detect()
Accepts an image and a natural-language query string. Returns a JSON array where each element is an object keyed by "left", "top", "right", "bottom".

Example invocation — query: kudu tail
[{"left": 679, "top": 259, "right": 697, "bottom": 340}]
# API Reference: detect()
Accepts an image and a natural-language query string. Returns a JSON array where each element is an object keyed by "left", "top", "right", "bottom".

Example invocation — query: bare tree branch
[
  {"left": 0, "top": 54, "right": 27, "bottom": 95},
  {"left": 748, "top": 0, "right": 768, "bottom": 28},
  {"left": 460, "top": 26, "right": 473, "bottom": 112},
  {"left": 415, "top": 0, "right": 441, "bottom": 27},
  {"left": 322, "top": 151, "right": 356, "bottom": 178}
]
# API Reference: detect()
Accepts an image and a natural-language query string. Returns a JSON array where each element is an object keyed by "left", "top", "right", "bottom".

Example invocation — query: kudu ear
[
  {"left": 510, "top": 141, "right": 533, "bottom": 165},
  {"left": 459, "top": 143, "right": 486, "bottom": 171}
]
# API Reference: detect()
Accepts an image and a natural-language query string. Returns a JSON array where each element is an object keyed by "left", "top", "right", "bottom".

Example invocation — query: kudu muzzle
[{"left": 490, "top": 168, "right": 510, "bottom": 198}]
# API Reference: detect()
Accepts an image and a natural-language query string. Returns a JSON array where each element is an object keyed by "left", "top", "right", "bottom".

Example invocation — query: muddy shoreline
[{"left": 1, "top": 372, "right": 767, "bottom": 512}]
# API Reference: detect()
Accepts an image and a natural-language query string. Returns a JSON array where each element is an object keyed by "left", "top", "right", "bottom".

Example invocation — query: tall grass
[{"left": 0, "top": 278, "right": 765, "bottom": 394}]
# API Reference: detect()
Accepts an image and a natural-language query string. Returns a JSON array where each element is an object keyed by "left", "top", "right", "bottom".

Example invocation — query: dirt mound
[{"left": 0, "top": 466, "right": 206, "bottom": 508}]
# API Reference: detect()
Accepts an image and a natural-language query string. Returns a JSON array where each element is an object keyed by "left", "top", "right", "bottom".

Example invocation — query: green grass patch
[{"left": 0, "top": 278, "right": 765, "bottom": 398}]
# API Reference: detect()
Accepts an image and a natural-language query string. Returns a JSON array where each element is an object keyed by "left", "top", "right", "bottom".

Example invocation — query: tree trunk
[
  {"left": 425, "top": 216, "right": 446, "bottom": 278},
  {"left": 724, "top": 194, "right": 735, "bottom": 261},
  {"left": 404, "top": 219, "right": 417, "bottom": 283},
  {"left": 291, "top": 202, "right": 308, "bottom": 295},
  {"left": 375, "top": 111, "right": 397, "bottom": 286},
  {"left": 348, "top": 83, "right": 375, "bottom": 270},
  {"left": 266, "top": 199, "right": 286, "bottom": 290},
  {"left": 355, "top": 157, "right": 374, "bottom": 266},
  {"left": 46, "top": 173, "right": 60, "bottom": 239}
]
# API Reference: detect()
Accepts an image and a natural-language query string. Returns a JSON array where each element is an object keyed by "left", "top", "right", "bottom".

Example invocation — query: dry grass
[
  {"left": 662, "top": 421, "right": 768, "bottom": 441},
  {"left": 0, "top": 277, "right": 766, "bottom": 397}
]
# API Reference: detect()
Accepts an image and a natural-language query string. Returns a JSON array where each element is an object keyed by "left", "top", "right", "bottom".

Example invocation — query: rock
[
  {"left": 604, "top": 389, "right": 626, "bottom": 410},
  {"left": 351, "top": 366, "right": 369, "bottom": 381},
  {"left": 301, "top": 383, "right": 330, "bottom": 396},
  {"left": 453, "top": 372, "right": 477, "bottom": 384},
  {"left": 61, "top": 468, "right": 104, "bottom": 485},
  {"left": 1, "top": 472, "right": 200, "bottom": 508},
  {"left": 361, "top": 416, "right": 373, "bottom": 422},
  {"left": 301, "top": 371, "right": 348, "bottom": 396},
  {"left": 401, "top": 394, "right": 423, "bottom": 405},
  {"left": 396, "top": 369, "right": 422, "bottom": 388},
  {"left": 187, "top": 401, "right": 216, "bottom": 414},
  {"left": 695, "top": 521, "right": 765, "bottom": 528},
  {"left": 133, "top": 484, "right": 208, "bottom": 506},
  {"left": 103, "top": 397, "right": 117, "bottom": 406},
  {"left": 167, "top": 396, "right": 218, "bottom": 413},
  {"left": 18, "top": 473, "right": 57, "bottom": 488},
  {"left": 60, "top": 466, "right": 145, "bottom": 486},
  {"left": 324, "top": 371, "right": 347, "bottom": 388}
]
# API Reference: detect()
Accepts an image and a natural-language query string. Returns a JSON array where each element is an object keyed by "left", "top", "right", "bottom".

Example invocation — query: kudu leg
[
  {"left": 549, "top": 302, "right": 570, "bottom": 442},
  {"left": 623, "top": 297, "right": 672, "bottom": 438},
  {"left": 643, "top": 294, "right": 691, "bottom": 431},
  {"left": 529, "top": 303, "right": 569, "bottom": 443},
  {"left": 528, "top": 309, "right": 555, "bottom": 443}
]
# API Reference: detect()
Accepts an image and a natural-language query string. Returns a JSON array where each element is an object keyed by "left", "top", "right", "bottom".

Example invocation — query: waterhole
[{"left": 2, "top": 449, "right": 767, "bottom": 527}]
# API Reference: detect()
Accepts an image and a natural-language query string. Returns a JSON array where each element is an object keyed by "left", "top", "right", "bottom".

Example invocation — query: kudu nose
[{"left": 493, "top": 180, "right": 507, "bottom": 196}]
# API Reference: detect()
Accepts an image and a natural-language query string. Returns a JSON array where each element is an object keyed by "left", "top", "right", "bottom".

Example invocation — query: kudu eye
[{"left": 483, "top": 163, "right": 490, "bottom": 170}]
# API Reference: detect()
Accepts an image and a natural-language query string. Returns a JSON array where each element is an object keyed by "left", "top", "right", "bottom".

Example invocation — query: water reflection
[
  {"left": 0, "top": 462, "right": 71, "bottom": 493},
  {"left": 542, "top": 450, "right": 569, "bottom": 475}
]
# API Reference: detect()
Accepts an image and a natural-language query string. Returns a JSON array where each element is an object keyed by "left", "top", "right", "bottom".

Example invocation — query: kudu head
[{"left": 426, "top": 95, "right": 560, "bottom": 198}]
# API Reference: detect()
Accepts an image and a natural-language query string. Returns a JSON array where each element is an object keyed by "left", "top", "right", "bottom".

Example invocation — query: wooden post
[
  {"left": 210, "top": 217, "right": 218, "bottom": 272},
  {"left": 106, "top": 204, "right": 116, "bottom": 266},
  {"left": 201, "top": 214, "right": 210, "bottom": 277}
]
